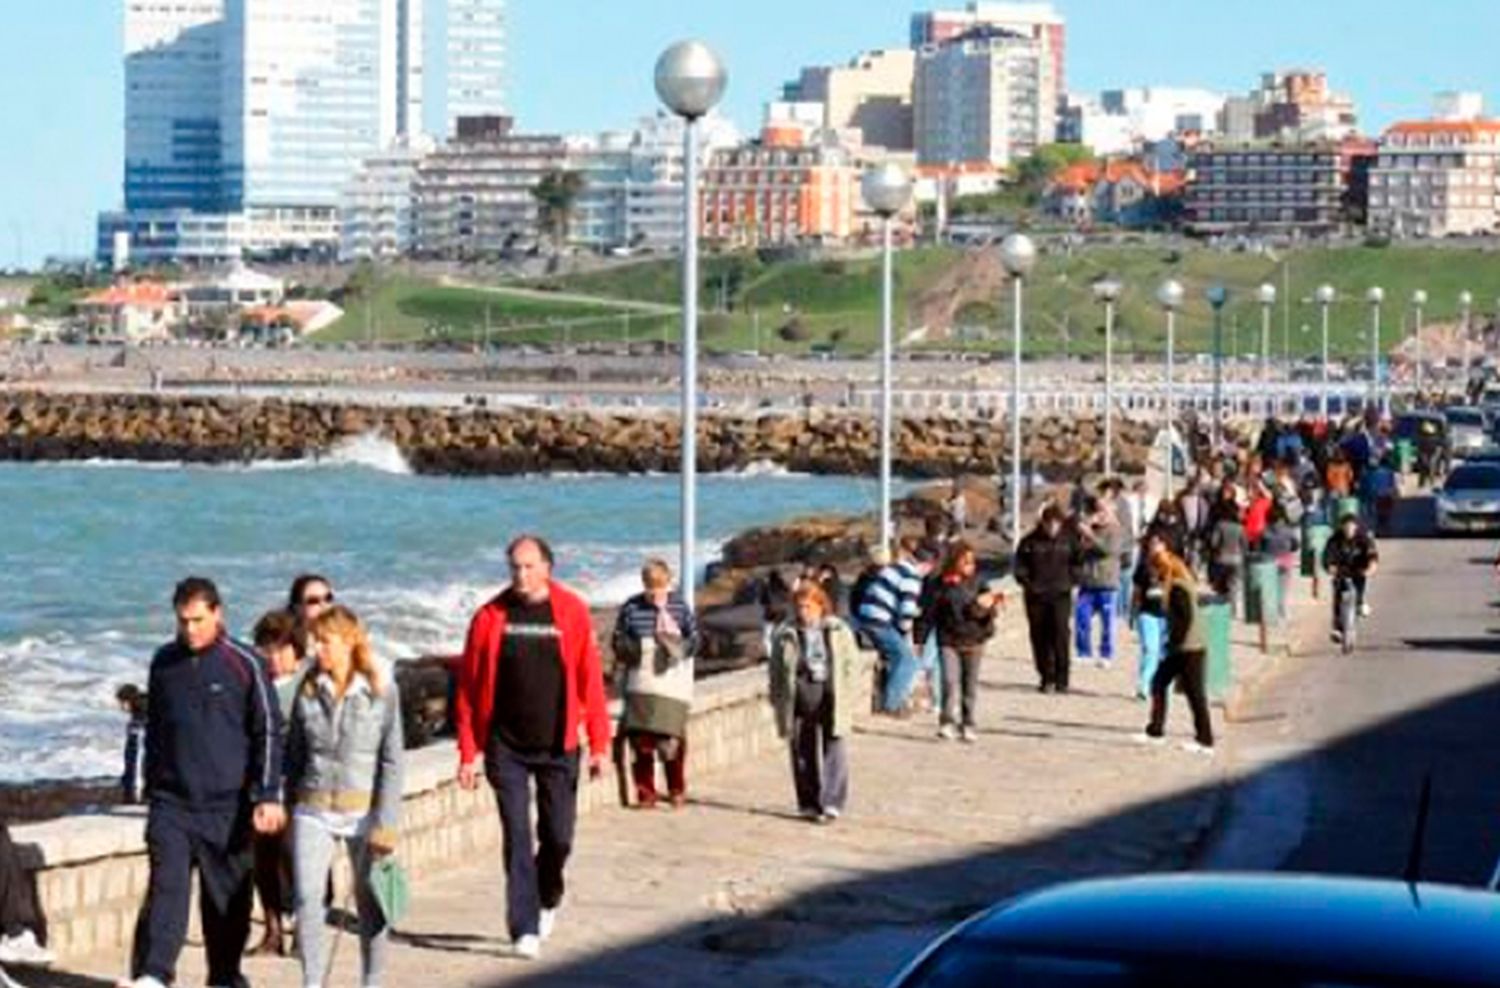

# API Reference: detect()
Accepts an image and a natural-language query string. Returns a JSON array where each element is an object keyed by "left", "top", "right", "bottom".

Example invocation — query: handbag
[{"left": 369, "top": 855, "right": 411, "bottom": 927}]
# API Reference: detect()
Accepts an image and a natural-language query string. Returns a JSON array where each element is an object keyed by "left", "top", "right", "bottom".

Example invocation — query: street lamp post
[
  {"left": 1366, "top": 287, "right": 1384, "bottom": 414},
  {"left": 656, "top": 40, "right": 727, "bottom": 609},
  {"left": 1093, "top": 278, "right": 1122, "bottom": 477},
  {"left": 1315, "top": 285, "right": 1336, "bottom": 420},
  {"left": 861, "top": 164, "right": 913, "bottom": 558},
  {"left": 1460, "top": 290, "right": 1474, "bottom": 393},
  {"left": 1156, "top": 279, "right": 1184, "bottom": 498},
  {"left": 1257, "top": 283, "right": 1277, "bottom": 411},
  {"left": 1412, "top": 289, "right": 1428, "bottom": 400},
  {"left": 1000, "top": 234, "right": 1037, "bottom": 546},
  {"left": 1207, "top": 284, "right": 1229, "bottom": 449}
]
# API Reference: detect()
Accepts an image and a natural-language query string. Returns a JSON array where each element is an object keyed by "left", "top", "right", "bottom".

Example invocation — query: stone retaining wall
[
  {"left": 14, "top": 660, "right": 869, "bottom": 965},
  {"left": 0, "top": 390, "right": 1161, "bottom": 479}
]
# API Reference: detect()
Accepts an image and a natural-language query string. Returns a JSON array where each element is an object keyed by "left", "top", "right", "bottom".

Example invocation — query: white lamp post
[
  {"left": 1156, "top": 278, "right": 1184, "bottom": 498},
  {"left": 1257, "top": 283, "right": 1277, "bottom": 393},
  {"left": 862, "top": 164, "right": 912, "bottom": 557},
  {"left": 1315, "top": 284, "right": 1336, "bottom": 420},
  {"left": 1366, "top": 287, "right": 1385, "bottom": 414},
  {"left": 1412, "top": 289, "right": 1429, "bottom": 399},
  {"left": 1093, "top": 278, "right": 1122, "bottom": 476},
  {"left": 1000, "top": 234, "right": 1037, "bottom": 545},
  {"left": 1460, "top": 290, "right": 1474, "bottom": 391},
  {"left": 656, "top": 40, "right": 727, "bottom": 608},
  {"left": 1207, "top": 284, "right": 1229, "bottom": 449}
]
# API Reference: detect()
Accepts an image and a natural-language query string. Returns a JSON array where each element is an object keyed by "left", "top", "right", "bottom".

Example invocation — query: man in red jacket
[{"left": 455, "top": 535, "right": 611, "bottom": 960}]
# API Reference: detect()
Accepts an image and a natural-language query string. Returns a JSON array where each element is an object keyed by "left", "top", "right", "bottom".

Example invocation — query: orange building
[
  {"left": 699, "top": 130, "right": 857, "bottom": 247},
  {"left": 76, "top": 280, "right": 184, "bottom": 341}
]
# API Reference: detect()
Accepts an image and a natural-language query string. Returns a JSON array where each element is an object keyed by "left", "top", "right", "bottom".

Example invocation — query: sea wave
[{"left": 60, "top": 432, "right": 414, "bottom": 476}]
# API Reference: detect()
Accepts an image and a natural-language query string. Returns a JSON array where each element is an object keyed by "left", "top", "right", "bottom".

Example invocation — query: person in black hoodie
[
  {"left": 1145, "top": 498, "right": 1189, "bottom": 560},
  {"left": 1013, "top": 506, "right": 1081, "bottom": 693},
  {"left": 932, "top": 541, "right": 1002, "bottom": 740},
  {"left": 123, "top": 577, "right": 284, "bottom": 988}
]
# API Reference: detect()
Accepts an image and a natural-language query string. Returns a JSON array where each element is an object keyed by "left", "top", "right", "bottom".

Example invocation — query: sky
[{"left": 0, "top": 0, "right": 1498, "bottom": 268}]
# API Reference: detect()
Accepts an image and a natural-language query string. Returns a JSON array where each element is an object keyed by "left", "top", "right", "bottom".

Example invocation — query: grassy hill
[{"left": 314, "top": 244, "right": 1500, "bottom": 358}]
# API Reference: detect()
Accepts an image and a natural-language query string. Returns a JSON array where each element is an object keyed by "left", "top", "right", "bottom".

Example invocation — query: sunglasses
[{"left": 302, "top": 593, "right": 334, "bottom": 607}]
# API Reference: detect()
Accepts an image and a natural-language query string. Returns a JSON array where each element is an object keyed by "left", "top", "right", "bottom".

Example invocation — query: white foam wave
[
  {"left": 716, "top": 459, "right": 808, "bottom": 479},
  {"left": 316, "top": 433, "right": 413, "bottom": 475},
  {"left": 45, "top": 432, "right": 413, "bottom": 476}
]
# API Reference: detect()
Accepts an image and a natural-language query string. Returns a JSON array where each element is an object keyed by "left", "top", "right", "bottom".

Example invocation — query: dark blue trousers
[
  {"left": 132, "top": 800, "right": 254, "bottom": 986},
  {"left": 484, "top": 737, "right": 580, "bottom": 941}
]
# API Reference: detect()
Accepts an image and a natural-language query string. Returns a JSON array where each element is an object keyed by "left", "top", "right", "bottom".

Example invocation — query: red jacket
[
  {"left": 1244, "top": 494, "right": 1272, "bottom": 547},
  {"left": 455, "top": 581, "right": 611, "bottom": 766}
]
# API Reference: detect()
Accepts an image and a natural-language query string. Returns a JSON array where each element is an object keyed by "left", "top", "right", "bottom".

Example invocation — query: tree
[
  {"left": 532, "top": 170, "right": 587, "bottom": 258},
  {"left": 1014, "top": 144, "right": 1095, "bottom": 202}
]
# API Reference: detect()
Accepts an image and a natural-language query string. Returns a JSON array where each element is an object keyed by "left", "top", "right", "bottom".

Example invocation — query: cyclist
[{"left": 1322, "top": 513, "right": 1379, "bottom": 642}]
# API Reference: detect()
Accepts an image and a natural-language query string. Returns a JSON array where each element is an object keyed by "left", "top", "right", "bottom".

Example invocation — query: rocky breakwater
[{"left": 0, "top": 391, "right": 1157, "bottom": 478}]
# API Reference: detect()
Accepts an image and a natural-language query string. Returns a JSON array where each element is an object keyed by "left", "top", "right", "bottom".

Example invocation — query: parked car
[
  {"left": 1444, "top": 406, "right": 1491, "bottom": 455},
  {"left": 1434, "top": 462, "right": 1500, "bottom": 534},
  {"left": 888, "top": 874, "right": 1500, "bottom": 988}
]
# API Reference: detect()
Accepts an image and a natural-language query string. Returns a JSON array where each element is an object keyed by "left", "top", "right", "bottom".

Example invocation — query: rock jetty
[{"left": 0, "top": 391, "right": 1159, "bottom": 478}]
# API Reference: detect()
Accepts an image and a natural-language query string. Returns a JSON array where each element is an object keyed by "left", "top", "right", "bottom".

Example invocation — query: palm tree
[{"left": 532, "top": 170, "right": 586, "bottom": 259}]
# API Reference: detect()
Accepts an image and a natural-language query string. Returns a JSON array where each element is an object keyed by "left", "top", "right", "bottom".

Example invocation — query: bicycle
[{"left": 1332, "top": 572, "right": 1359, "bottom": 654}]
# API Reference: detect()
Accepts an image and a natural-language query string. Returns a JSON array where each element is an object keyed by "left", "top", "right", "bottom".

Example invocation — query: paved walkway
[{"left": 61, "top": 590, "right": 1316, "bottom": 988}]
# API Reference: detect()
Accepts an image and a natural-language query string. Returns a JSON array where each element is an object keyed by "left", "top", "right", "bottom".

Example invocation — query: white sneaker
[
  {"left": 0, "top": 931, "right": 51, "bottom": 968},
  {"left": 937, "top": 724, "right": 957, "bottom": 741},
  {"left": 539, "top": 906, "right": 560, "bottom": 942},
  {"left": 960, "top": 726, "right": 978, "bottom": 743},
  {"left": 1180, "top": 740, "right": 1216, "bottom": 757},
  {"left": 512, "top": 934, "right": 541, "bottom": 960},
  {"left": 114, "top": 977, "right": 167, "bottom": 988},
  {"left": 1133, "top": 732, "right": 1167, "bottom": 747},
  {"left": 1359, "top": 602, "right": 1372, "bottom": 618}
]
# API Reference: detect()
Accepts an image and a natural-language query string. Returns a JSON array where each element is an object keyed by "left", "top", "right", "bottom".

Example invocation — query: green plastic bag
[{"left": 369, "top": 855, "right": 410, "bottom": 926}]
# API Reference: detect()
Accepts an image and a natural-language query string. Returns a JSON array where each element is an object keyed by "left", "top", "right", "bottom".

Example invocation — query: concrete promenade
[{"left": 57, "top": 588, "right": 1316, "bottom": 988}]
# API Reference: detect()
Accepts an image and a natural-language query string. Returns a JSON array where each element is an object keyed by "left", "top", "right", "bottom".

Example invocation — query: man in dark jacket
[
  {"left": 1322, "top": 514, "right": 1380, "bottom": 626},
  {"left": 1013, "top": 506, "right": 1080, "bottom": 693},
  {"left": 125, "top": 577, "right": 284, "bottom": 988}
]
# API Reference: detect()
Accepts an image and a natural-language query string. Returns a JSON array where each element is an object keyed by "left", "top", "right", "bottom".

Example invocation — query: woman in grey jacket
[{"left": 287, "top": 606, "right": 404, "bottom": 988}]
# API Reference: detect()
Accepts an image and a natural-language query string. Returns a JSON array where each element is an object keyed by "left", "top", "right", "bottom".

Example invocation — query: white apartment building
[
  {"left": 912, "top": 2, "right": 1066, "bottom": 93},
  {"left": 340, "top": 136, "right": 436, "bottom": 261},
  {"left": 566, "top": 113, "right": 740, "bottom": 252},
  {"left": 785, "top": 49, "right": 916, "bottom": 152},
  {"left": 1062, "top": 87, "right": 1225, "bottom": 154},
  {"left": 442, "top": 0, "right": 507, "bottom": 135},
  {"left": 1369, "top": 120, "right": 1500, "bottom": 238},
  {"left": 914, "top": 27, "right": 1058, "bottom": 168}
]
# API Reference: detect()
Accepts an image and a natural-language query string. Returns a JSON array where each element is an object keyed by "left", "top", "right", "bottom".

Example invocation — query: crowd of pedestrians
[{"left": 0, "top": 410, "right": 1407, "bottom": 986}]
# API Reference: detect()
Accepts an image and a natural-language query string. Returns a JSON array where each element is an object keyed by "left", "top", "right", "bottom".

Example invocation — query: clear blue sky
[{"left": 1, "top": 0, "right": 1497, "bottom": 268}]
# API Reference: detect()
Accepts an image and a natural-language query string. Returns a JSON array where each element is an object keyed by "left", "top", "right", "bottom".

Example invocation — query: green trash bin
[
  {"left": 1301, "top": 523, "right": 1332, "bottom": 578},
  {"left": 1395, "top": 438, "right": 1415, "bottom": 475},
  {"left": 1245, "top": 555, "right": 1281, "bottom": 626},
  {"left": 1201, "top": 594, "right": 1233, "bottom": 702}
]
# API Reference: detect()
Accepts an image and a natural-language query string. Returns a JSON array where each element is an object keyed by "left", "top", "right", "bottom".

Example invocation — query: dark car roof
[{"left": 922, "top": 875, "right": 1500, "bottom": 985}]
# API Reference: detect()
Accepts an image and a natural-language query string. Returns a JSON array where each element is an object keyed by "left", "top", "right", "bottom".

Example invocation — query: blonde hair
[
  {"left": 306, "top": 605, "right": 385, "bottom": 696},
  {"left": 641, "top": 557, "right": 673, "bottom": 590},
  {"left": 1150, "top": 550, "right": 1195, "bottom": 586}
]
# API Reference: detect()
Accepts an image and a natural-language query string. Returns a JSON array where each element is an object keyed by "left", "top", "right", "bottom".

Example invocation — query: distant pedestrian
[
  {"left": 768, "top": 583, "right": 860, "bottom": 823},
  {"left": 815, "top": 563, "right": 847, "bottom": 618},
  {"left": 454, "top": 536, "right": 611, "bottom": 961},
  {"left": 1013, "top": 506, "right": 1080, "bottom": 694},
  {"left": 247, "top": 610, "right": 306, "bottom": 957},
  {"left": 611, "top": 559, "right": 697, "bottom": 809},
  {"left": 288, "top": 573, "right": 337, "bottom": 650},
  {"left": 1139, "top": 547, "right": 1215, "bottom": 754},
  {"left": 857, "top": 537, "right": 937, "bottom": 714},
  {"left": 1207, "top": 502, "right": 1249, "bottom": 612},
  {"left": 932, "top": 541, "right": 1002, "bottom": 741},
  {"left": 115, "top": 685, "right": 149, "bottom": 805},
  {"left": 946, "top": 478, "right": 969, "bottom": 537},
  {"left": 286, "top": 605, "right": 404, "bottom": 988},
  {"left": 758, "top": 569, "right": 793, "bottom": 659},
  {"left": 121, "top": 578, "right": 285, "bottom": 988},
  {"left": 1146, "top": 498, "right": 1189, "bottom": 560},
  {"left": 1074, "top": 497, "right": 1123, "bottom": 668},
  {"left": 1261, "top": 505, "right": 1301, "bottom": 625},
  {"left": 1130, "top": 532, "right": 1170, "bottom": 701}
]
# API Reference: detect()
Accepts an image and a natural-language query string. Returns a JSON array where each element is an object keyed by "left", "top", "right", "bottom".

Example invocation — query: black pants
[
  {"left": 485, "top": 736, "right": 580, "bottom": 941},
  {"left": 0, "top": 823, "right": 41, "bottom": 940},
  {"left": 1025, "top": 592, "right": 1073, "bottom": 690},
  {"left": 132, "top": 801, "right": 254, "bottom": 986},
  {"left": 251, "top": 830, "right": 291, "bottom": 922},
  {"left": 1147, "top": 649, "right": 1214, "bottom": 747}
]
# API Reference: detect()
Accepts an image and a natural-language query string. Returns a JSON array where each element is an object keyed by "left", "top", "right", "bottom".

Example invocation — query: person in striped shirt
[{"left": 857, "top": 537, "right": 939, "bottom": 714}]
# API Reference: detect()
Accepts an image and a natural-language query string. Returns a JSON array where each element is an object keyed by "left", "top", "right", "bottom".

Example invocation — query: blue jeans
[
  {"left": 1074, "top": 588, "right": 1117, "bottom": 661},
  {"left": 867, "top": 623, "right": 918, "bottom": 712},
  {"left": 918, "top": 631, "right": 943, "bottom": 712},
  {"left": 1136, "top": 613, "right": 1166, "bottom": 698}
]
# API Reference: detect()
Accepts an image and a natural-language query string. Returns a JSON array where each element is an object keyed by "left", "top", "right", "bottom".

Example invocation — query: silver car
[
  {"left": 1435, "top": 463, "right": 1500, "bottom": 533},
  {"left": 1444, "top": 407, "right": 1491, "bottom": 455}
]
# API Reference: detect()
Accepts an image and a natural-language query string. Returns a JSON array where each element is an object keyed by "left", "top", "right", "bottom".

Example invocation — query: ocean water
[{"left": 0, "top": 438, "right": 889, "bottom": 783}]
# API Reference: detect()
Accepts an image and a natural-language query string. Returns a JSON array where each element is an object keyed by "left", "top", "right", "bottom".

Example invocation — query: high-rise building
[
  {"left": 1185, "top": 139, "right": 1375, "bottom": 237},
  {"left": 123, "top": 1, "right": 227, "bottom": 213},
  {"left": 914, "top": 26, "right": 1058, "bottom": 168},
  {"left": 784, "top": 49, "right": 917, "bottom": 152},
  {"left": 340, "top": 135, "right": 435, "bottom": 261},
  {"left": 911, "top": 2, "right": 1065, "bottom": 94},
  {"left": 1370, "top": 120, "right": 1500, "bottom": 238},
  {"left": 443, "top": 0, "right": 507, "bottom": 135}
]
